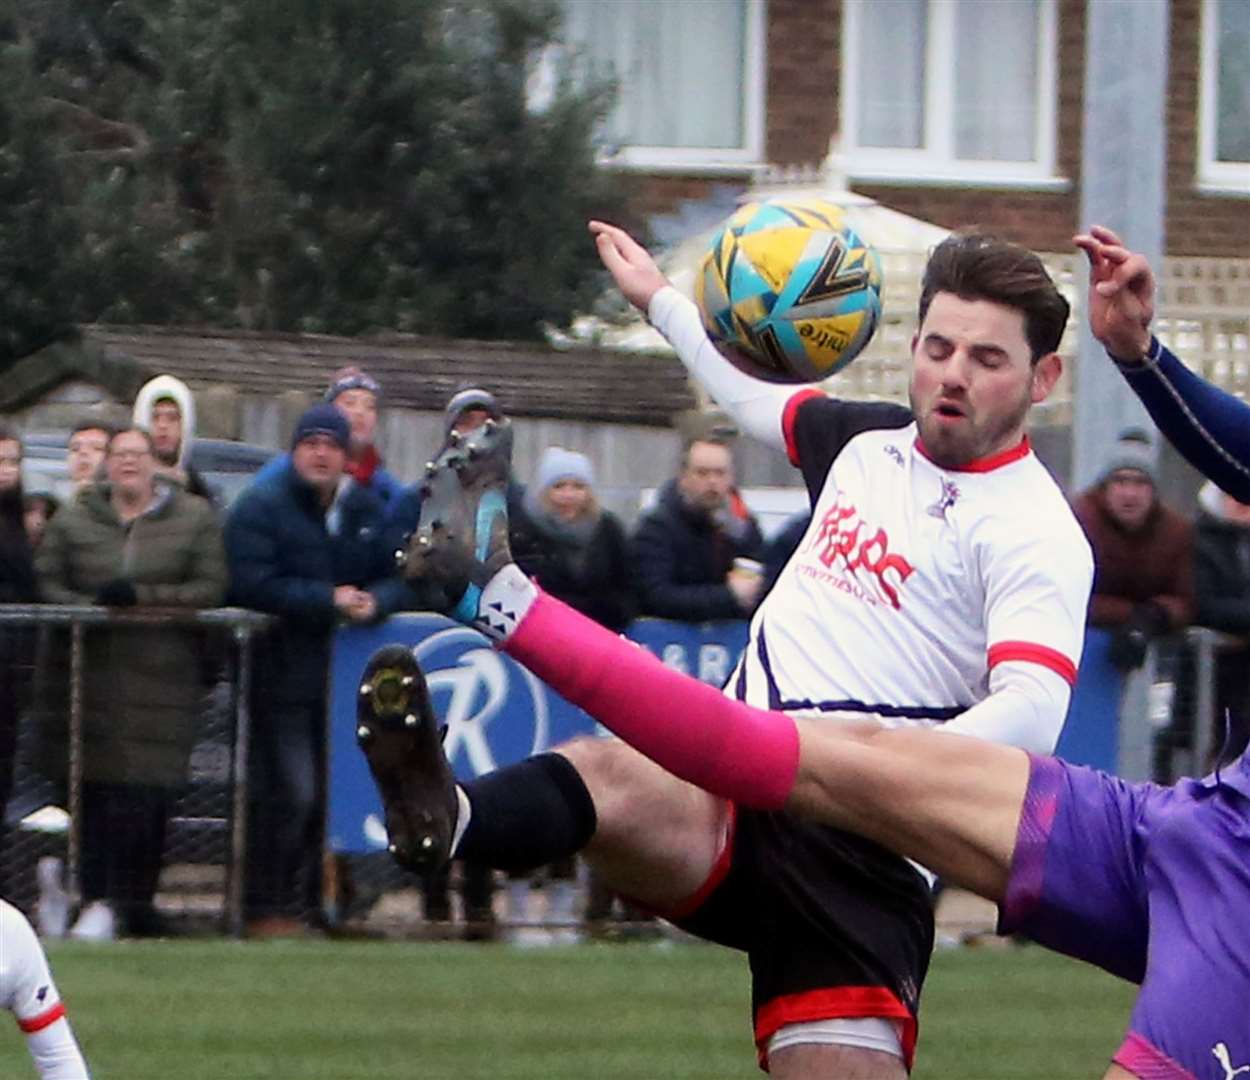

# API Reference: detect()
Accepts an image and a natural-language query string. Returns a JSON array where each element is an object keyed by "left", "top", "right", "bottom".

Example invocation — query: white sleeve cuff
[{"left": 942, "top": 660, "right": 1071, "bottom": 754}]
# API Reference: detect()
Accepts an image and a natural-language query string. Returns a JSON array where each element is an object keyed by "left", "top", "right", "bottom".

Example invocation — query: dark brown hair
[
  {"left": 107, "top": 427, "right": 155, "bottom": 454},
  {"left": 918, "top": 232, "right": 1070, "bottom": 362}
]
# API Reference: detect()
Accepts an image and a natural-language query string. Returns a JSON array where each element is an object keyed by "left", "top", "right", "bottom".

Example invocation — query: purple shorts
[{"left": 999, "top": 753, "right": 1250, "bottom": 1080}]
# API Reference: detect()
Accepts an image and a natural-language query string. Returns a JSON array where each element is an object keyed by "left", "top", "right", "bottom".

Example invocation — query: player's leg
[{"left": 356, "top": 646, "right": 728, "bottom": 909}]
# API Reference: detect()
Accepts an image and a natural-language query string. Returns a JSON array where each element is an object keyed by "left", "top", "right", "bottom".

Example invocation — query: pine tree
[{"left": 0, "top": 0, "right": 628, "bottom": 356}]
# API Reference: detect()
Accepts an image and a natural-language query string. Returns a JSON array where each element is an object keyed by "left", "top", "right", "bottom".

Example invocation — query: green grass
[{"left": 4, "top": 939, "right": 1134, "bottom": 1079}]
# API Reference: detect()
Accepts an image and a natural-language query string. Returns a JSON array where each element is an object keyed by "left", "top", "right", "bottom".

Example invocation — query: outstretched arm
[
  {"left": 590, "top": 220, "right": 798, "bottom": 451},
  {"left": 1076, "top": 225, "right": 1250, "bottom": 502},
  {"left": 503, "top": 589, "right": 1025, "bottom": 901}
]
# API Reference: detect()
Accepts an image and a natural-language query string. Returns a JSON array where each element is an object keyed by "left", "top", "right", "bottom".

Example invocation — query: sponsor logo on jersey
[
  {"left": 801, "top": 492, "right": 914, "bottom": 609},
  {"left": 1213, "top": 1042, "right": 1250, "bottom": 1080},
  {"left": 884, "top": 444, "right": 905, "bottom": 467}
]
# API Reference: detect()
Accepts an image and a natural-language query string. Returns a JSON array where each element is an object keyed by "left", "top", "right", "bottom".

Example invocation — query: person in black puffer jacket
[
  {"left": 630, "top": 435, "right": 763, "bottom": 622},
  {"left": 519, "top": 447, "right": 633, "bottom": 633}
]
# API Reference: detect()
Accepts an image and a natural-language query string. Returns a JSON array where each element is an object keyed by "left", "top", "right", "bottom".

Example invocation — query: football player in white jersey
[
  {"left": 0, "top": 900, "right": 90, "bottom": 1078},
  {"left": 378, "top": 221, "right": 1093, "bottom": 1080}
]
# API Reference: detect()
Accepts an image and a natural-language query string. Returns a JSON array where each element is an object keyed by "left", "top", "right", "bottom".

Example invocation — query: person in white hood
[{"left": 131, "top": 375, "right": 213, "bottom": 502}]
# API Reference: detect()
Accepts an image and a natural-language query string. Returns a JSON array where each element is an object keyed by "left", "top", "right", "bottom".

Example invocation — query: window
[
  {"left": 840, "top": 0, "right": 1061, "bottom": 186},
  {"left": 1199, "top": 0, "right": 1250, "bottom": 192},
  {"left": 558, "top": 0, "right": 765, "bottom": 171}
]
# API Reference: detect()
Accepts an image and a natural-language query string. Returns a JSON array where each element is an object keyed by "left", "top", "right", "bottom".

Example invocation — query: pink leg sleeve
[{"left": 503, "top": 592, "right": 799, "bottom": 810}]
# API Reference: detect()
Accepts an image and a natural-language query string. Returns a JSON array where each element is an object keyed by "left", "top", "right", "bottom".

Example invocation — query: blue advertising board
[
  {"left": 327, "top": 614, "right": 749, "bottom": 854},
  {"left": 1056, "top": 627, "right": 1123, "bottom": 774}
]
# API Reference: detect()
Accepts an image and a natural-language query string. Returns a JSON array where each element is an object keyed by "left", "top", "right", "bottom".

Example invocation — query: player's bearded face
[{"left": 908, "top": 293, "right": 1054, "bottom": 469}]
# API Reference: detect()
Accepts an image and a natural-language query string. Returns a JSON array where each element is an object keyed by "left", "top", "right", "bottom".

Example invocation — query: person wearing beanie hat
[
  {"left": 290, "top": 401, "right": 350, "bottom": 453},
  {"left": 444, "top": 382, "right": 502, "bottom": 440},
  {"left": 225, "top": 400, "right": 415, "bottom": 938},
  {"left": 255, "top": 368, "right": 402, "bottom": 517},
  {"left": 1072, "top": 428, "right": 1194, "bottom": 670},
  {"left": 522, "top": 446, "right": 631, "bottom": 631}
]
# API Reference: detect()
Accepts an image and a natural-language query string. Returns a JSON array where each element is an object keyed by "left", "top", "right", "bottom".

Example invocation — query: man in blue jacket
[{"left": 225, "top": 403, "right": 407, "bottom": 936}]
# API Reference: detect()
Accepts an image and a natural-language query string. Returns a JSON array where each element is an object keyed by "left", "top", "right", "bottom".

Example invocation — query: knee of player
[{"left": 554, "top": 737, "right": 649, "bottom": 823}]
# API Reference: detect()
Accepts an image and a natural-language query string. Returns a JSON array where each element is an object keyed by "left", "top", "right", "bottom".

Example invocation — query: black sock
[{"left": 458, "top": 752, "right": 596, "bottom": 873}]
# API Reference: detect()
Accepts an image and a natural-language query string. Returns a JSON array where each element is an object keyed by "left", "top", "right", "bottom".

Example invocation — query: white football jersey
[{"left": 732, "top": 392, "right": 1093, "bottom": 729}]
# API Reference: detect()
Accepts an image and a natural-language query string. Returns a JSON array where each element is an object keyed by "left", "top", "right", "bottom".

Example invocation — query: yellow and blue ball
[{"left": 695, "top": 198, "right": 883, "bottom": 384}]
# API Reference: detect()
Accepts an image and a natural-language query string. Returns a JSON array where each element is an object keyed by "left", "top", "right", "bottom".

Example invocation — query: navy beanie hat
[{"left": 291, "top": 402, "right": 350, "bottom": 451}]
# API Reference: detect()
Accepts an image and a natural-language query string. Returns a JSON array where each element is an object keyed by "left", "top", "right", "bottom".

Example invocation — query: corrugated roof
[{"left": 80, "top": 324, "right": 696, "bottom": 427}]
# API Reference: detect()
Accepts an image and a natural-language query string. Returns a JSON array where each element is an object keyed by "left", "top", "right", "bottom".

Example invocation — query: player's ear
[{"left": 1030, "top": 352, "right": 1063, "bottom": 404}]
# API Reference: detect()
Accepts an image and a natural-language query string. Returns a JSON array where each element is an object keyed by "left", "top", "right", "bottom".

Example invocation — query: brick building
[{"left": 564, "top": 0, "right": 1249, "bottom": 256}]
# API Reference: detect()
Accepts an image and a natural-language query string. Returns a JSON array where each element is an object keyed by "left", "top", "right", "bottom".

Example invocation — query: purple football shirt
[{"left": 999, "top": 753, "right": 1250, "bottom": 1079}]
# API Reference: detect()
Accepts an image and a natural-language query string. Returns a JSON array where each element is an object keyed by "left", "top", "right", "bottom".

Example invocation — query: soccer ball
[{"left": 695, "top": 198, "right": 883, "bottom": 383}]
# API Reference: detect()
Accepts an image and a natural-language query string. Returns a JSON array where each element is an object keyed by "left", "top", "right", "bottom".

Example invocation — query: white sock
[
  {"left": 450, "top": 786, "right": 472, "bottom": 857},
  {"left": 473, "top": 563, "right": 538, "bottom": 643}
]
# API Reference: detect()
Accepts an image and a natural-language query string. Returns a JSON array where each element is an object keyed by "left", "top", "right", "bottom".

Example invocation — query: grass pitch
[{"left": 7, "top": 938, "right": 1134, "bottom": 1079}]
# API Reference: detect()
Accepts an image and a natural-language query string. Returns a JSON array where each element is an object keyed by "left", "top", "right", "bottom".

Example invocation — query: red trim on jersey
[
  {"left": 914, "top": 434, "right": 1031, "bottom": 473},
  {"left": 782, "top": 389, "right": 826, "bottom": 467},
  {"left": 624, "top": 804, "right": 737, "bottom": 921},
  {"left": 17, "top": 1002, "right": 65, "bottom": 1034},
  {"left": 988, "top": 641, "right": 1078, "bottom": 685},
  {"left": 754, "top": 986, "right": 917, "bottom": 1071}
]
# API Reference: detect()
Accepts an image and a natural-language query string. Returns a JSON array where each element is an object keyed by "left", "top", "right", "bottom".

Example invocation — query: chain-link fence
[{"left": 0, "top": 605, "right": 270, "bottom": 939}]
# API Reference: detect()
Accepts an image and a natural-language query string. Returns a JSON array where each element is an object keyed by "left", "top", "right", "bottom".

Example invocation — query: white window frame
[
  {"left": 839, "top": 0, "right": 1063, "bottom": 189},
  {"left": 590, "top": 0, "right": 768, "bottom": 174},
  {"left": 1197, "top": 0, "right": 1250, "bottom": 194}
]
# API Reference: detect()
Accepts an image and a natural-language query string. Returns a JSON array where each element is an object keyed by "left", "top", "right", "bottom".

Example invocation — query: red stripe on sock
[{"left": 18, "top": 1003, "right": 65, "bottom": 1034}]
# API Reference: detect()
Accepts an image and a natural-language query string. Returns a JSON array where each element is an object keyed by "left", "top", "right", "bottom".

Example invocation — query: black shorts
[{"left": 665, "top": 805, "right": 934, "bottom": 1069}]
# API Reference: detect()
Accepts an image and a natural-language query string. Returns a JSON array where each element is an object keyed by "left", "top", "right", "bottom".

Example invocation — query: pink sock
[{"left": 503, "top": 592, "right": 799, "bottom": 810}]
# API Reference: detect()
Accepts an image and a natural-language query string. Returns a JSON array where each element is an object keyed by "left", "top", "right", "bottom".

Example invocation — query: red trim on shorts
[
  {"left": 622, "top": 804, "right": 738, "bottom": 921},
  {"left": 914, "top": 434, "right": 1031, "bottom": 472},
  {"left": 17, "top": 1002, "right": 65, "bottom": 1034},
  {"left": 782, "top": 390, "right": 825, "bottom": 467},
  {"left": 754, "top": 987, "right": 917, "bottom": 1072},
  {"left": 987, "top": 641, "right": 1078, "bottom": 685}
]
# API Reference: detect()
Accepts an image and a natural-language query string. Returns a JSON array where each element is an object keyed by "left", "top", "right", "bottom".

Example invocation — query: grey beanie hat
[
  {"left": 1100, "top": 429, "right": 1157, "bottom": 485},
  {"left": 444, "top": 383, "right": 502, "bottom": 436}
]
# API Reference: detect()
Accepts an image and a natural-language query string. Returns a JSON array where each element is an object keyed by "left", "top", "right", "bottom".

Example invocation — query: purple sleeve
[
  {"left": 998, "top": 754, "right": 1150, "bottom": 984},
  {"left": 1117, "top": 338, "right": 1250, "bottom": 503}
]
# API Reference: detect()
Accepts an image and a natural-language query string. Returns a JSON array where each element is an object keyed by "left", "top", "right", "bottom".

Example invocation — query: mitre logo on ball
[{"left": 695, "top": 197, "right": 884, "bottom": 384}]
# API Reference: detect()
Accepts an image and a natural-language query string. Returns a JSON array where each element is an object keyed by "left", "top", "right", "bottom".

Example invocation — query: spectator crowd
[
  {"left": 0, "top": 366, "right": 1247, "bottom": 944},
  {"left": 0, "top": 369, "right": 769, "bottom": 943}
]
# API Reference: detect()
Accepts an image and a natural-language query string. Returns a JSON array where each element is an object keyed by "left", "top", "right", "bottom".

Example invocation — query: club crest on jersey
[
  {"left": 802, "top": 492, "right": 914, "bottom": 609},
  {"left": 927, "top": 478, "right": 960, "bottom": 520}
]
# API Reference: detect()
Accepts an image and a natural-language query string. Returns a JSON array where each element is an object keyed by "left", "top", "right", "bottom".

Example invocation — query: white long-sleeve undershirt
[
  {"left": 943, "top": 659, "right": 1071, "bottom": 756},
  {"left": 648, "top": 286, "right": 797, "bottom": 453}
]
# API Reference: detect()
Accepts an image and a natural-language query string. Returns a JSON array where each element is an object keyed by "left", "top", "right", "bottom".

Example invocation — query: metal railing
[{"left": 0, "top": 605, "right": 270, "bottom": 937}]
